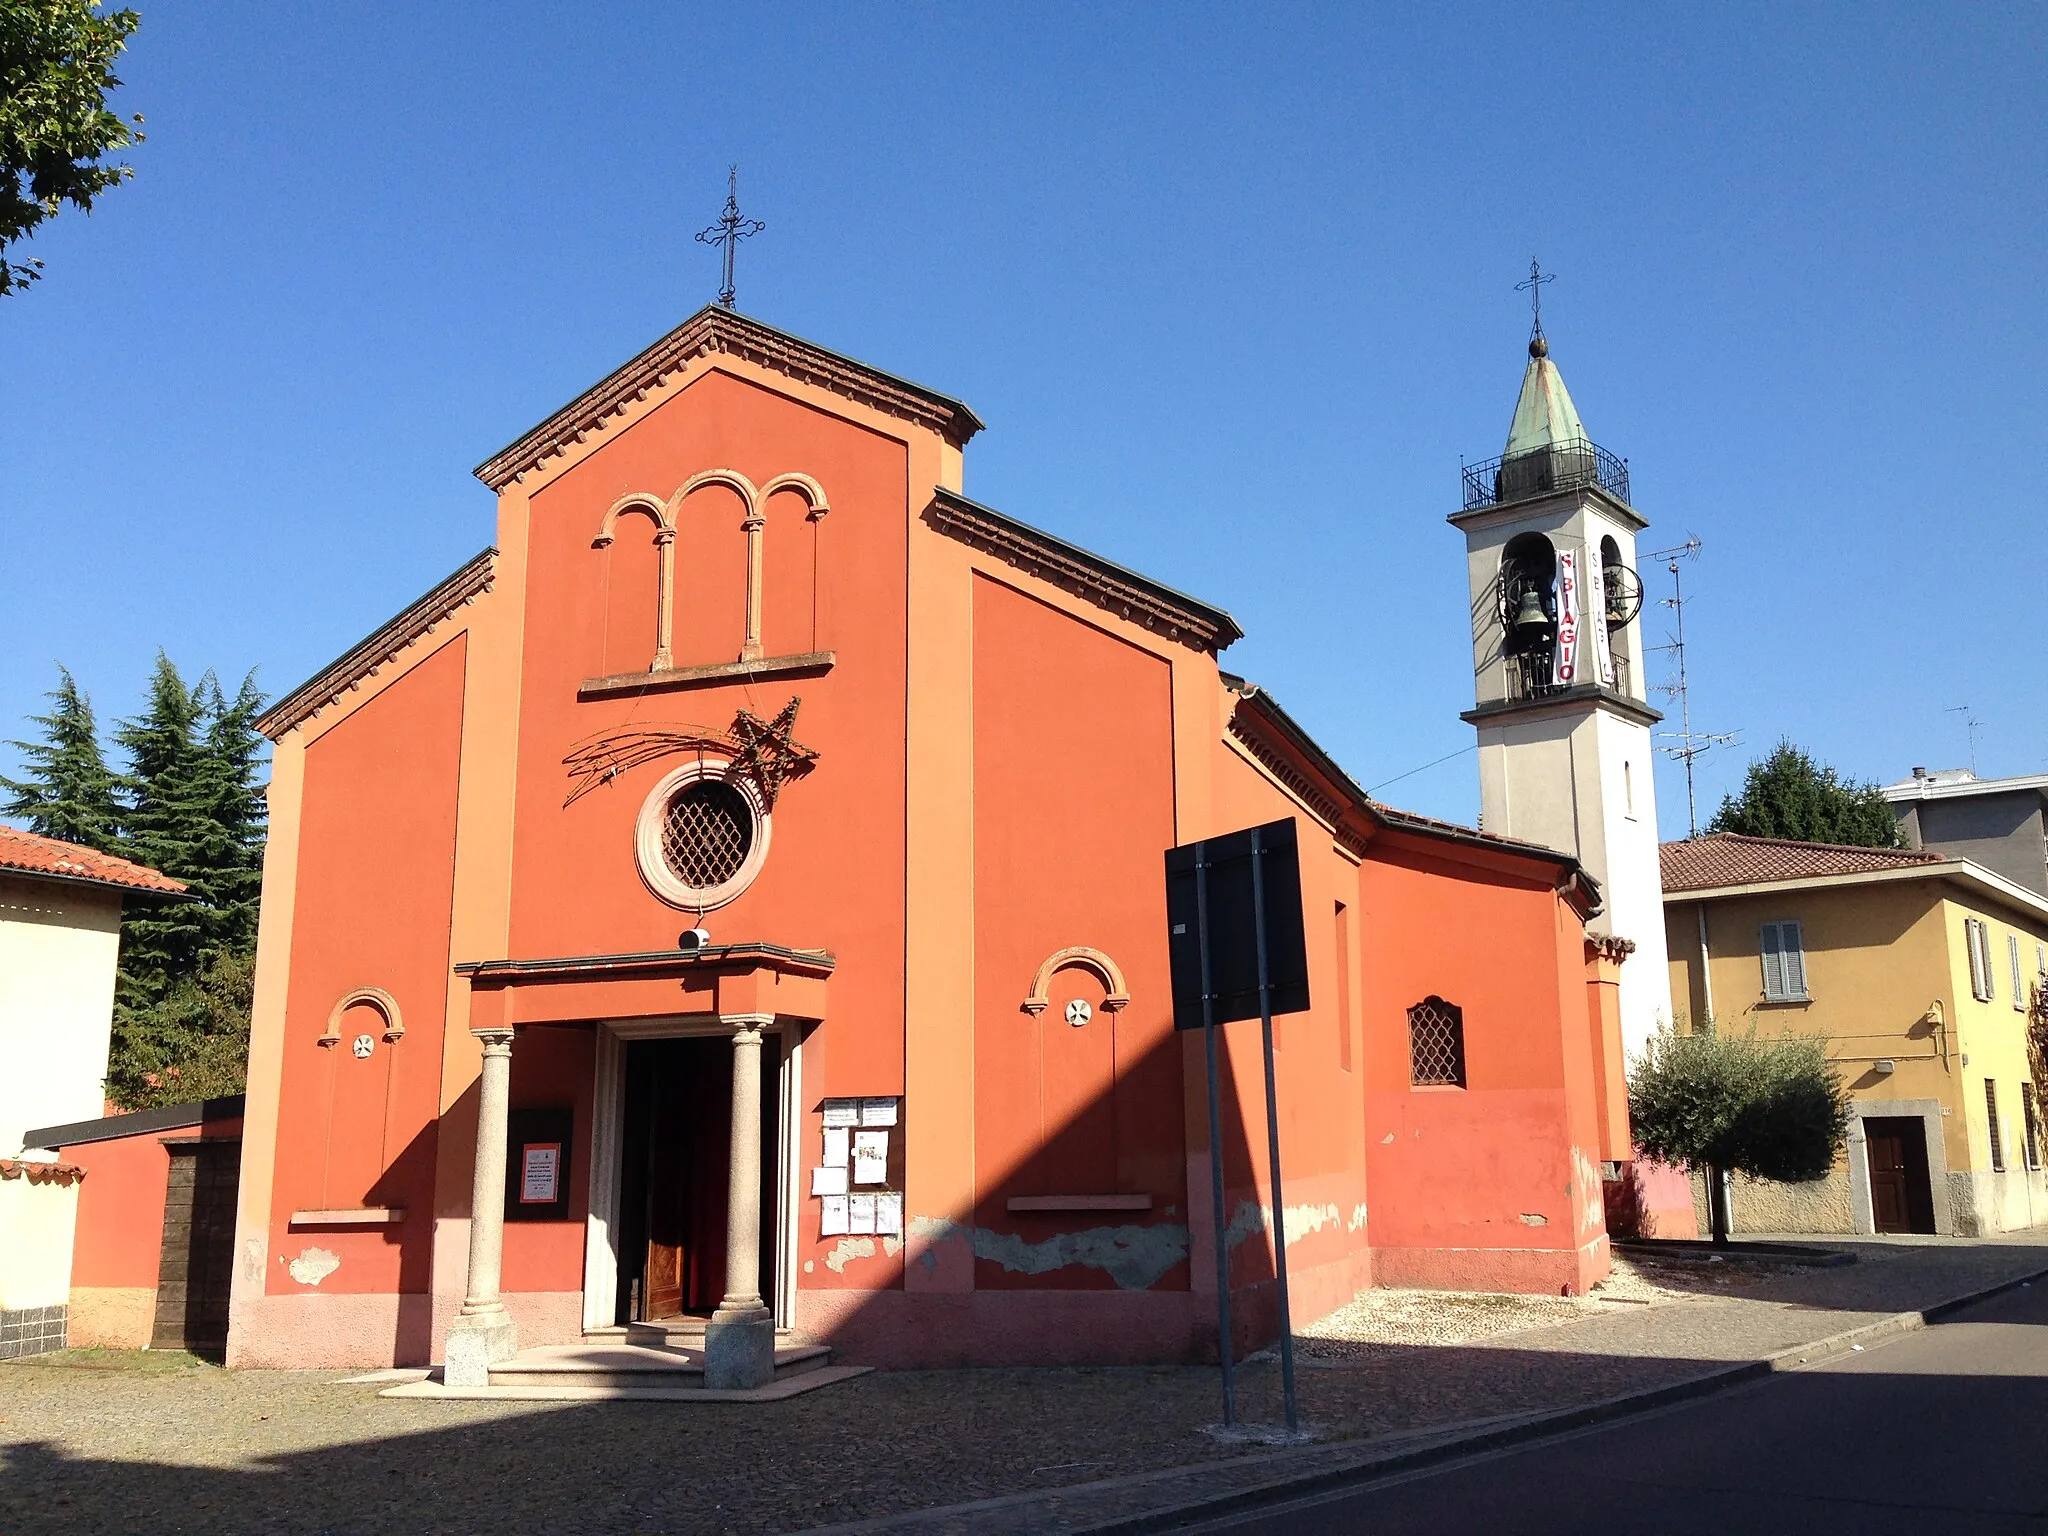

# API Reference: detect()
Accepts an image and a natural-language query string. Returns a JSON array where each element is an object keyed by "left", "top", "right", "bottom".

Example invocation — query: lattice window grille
[
  {"left": 660, "top": 778, "right": 754, "bottom": 892},
  {"left": 1407, "top": 996, "right": 1467, "bottom": 1088}
]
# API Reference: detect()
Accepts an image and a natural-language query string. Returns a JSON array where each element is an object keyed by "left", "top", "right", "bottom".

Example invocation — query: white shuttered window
[
  {"left": 1966, "top": 918, "right": 1995, "bottom": 1002},
  {"left": 2012, "top": 933, "right": 2027, "bottom": 1012},
  {"left": 1759, "top": 920, "right": 1809, "bottom": 1003}
]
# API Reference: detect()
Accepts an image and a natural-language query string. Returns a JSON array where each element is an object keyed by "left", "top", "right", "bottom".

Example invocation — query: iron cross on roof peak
[
  {"left": 1515, "top": 258, "right": 1555, "bottom": 357},
  {"left": 696, "top": 166, "right": 765, "bottom": 310}
]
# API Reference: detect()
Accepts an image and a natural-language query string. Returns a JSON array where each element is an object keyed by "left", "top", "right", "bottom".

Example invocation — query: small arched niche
[{"left": 1498, "top": 532, "right": 1558, "bottom": 702}]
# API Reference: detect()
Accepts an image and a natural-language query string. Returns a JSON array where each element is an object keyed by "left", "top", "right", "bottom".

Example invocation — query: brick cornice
[
  {"left": 474, "top": 307, "right": 985, "bottom": 491},
  {"left": 258, "top": 549, "right": 495, "bottom": 740},
  {"left": 1224, "top": 706, "right": 1370, "bottom": 854},
  {"left": 925, "top": 488, "right": 1242, "bottom": 655}
]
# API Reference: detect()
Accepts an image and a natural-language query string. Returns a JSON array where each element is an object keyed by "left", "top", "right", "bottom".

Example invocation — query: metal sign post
[
  {"left": 1250, "top": 828, "right": 1299, "bottom": 1433},
  {"left": 1195, "top": 841, "right": 1236, "bottom": 1425},
  {"left": 1165, "top": 817, "right": 1310, "bottom": 1435}
]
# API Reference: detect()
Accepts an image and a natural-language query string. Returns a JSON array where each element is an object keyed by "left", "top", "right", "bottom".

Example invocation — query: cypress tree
[
  {"left": 112, "top": 654, "right": 212, "bottom": 1018},
  {"left": 1, "top": 666, "right": 120, "bottom": 849},
  {"left": 105, "top": 658, "right": 269, "bottom": 1108},
  {"left": 1707, "top": 741, "right": 1902, "bottom": 848}
]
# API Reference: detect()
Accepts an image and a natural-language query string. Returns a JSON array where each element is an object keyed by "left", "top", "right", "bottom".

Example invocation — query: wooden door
[
  {"left": 1865, "top": 1117, "right": 1936, "bottom": 1234},
  {"left": 152, "top": 1140, "right": 242, "bottom": 1358}
]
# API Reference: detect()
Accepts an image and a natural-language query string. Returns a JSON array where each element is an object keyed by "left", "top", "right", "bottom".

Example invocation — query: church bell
[{"left": 1511, "top": 587, "right": 1550, "bottom": 636}]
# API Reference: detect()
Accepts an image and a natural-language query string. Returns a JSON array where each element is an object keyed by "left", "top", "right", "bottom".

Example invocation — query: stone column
[
  {"left": 652, "top": 526, "right": 677, "bottom": 671},
  {"left": 704, "top": 1017, "right": 775, "bottom": 1388},
  {"left": 740, "top": 512, "right": 766, "bottom": 662},
  {"left": 445, "top": 1026, "right": 519, "bottom": 1387}
]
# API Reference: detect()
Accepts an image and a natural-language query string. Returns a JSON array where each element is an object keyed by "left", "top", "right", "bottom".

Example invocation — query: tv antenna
[
  {"left": 1646, "top": 536, "right": 1738, "bottom": 836},
  {"left": 1945, "top": 704, "right": 1983, "bottom": 775}
]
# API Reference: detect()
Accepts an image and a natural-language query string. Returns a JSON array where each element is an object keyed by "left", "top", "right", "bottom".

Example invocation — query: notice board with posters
[{"left": 505, "top": 1105, "right": 574, "bottom": 1222}]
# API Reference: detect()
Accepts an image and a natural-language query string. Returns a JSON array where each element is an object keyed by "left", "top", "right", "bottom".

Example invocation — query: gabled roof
[
  {"left": 0, "top": 827, "right": 187, "bottom": 899},
  {"left": 925, "top": 487, "right": 1243, "bottom": 653},
  {"left": 1222, "top": 678, "right": 1602, "bottom": 915},
  {"left": 258, "top": 548, "right": 496, "bottom": 740},
  {"left": 1660, "top": 833, "right": 1944, "bottom": 893},
  {"left": 474, "top": 307, "right": 985, "bottom": 491}
]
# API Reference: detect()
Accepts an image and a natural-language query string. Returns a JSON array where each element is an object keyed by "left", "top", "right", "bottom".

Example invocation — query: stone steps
[{"left": 489, "top": 1339, "right": 834, "bottom": 1391}]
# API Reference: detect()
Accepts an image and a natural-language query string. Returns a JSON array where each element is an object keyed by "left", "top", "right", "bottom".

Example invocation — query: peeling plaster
[
  {"left": 1225, "top": 1200, "right": 1343, "bottom": 1252},
  {"left": 825, "top": 1238, "right": 877, "bottom": 1273},
  {"left": 285, "top": 1247, "right": 340, "bottom": 1286},
  {"left": 1519, "top": 1212, "right": 1549, "bottom": 1227},
  {"left": 1573, "top": 1146, "right": 1605, "bottom": 1235},
  {"left": 1347, "top": 1202, "right": 1369, "bottom": 1232},
  {"left": 909, "top": 1214, "right": 1188, "bottom": 1291},
  {"left": 882, "top": 1236, "right": 902, "bottom": 1258}
]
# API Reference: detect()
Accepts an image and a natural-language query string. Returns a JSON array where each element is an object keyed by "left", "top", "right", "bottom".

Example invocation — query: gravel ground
[{"left": 5, "top": 1233, "right": 2045, "bottom": 1536}]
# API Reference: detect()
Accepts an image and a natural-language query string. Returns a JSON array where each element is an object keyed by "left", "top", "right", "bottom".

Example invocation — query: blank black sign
[{"left": 1165, "top": 817, "right": 1311, "bottom": 1029}]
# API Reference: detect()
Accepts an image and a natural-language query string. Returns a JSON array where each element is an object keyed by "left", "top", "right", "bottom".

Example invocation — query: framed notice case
[{"left": 504, "top": 1106, "right": 574, "bottom": 1222}]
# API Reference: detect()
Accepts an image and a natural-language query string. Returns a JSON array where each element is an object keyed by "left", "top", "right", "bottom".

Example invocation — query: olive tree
[{"left": 1628, "top": 1024, "right": 1851, "bottom": 1246}]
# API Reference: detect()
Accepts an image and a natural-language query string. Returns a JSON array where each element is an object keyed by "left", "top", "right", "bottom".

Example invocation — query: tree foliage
[
  {"left": 0, "top": 0, "right": 143, "bottom": 294},
  {"left": 1, "top": 663, "right": 118, "bottom": 846},
  {"left": 1708, "top": 740, "right": 1902, "bottom": 848},
  {"left": 1630, "top": 1024, "right": 1851, "bottom": 1242},
  {"left": 6, "top": 655, "right": 266, "bottom": 1109}
]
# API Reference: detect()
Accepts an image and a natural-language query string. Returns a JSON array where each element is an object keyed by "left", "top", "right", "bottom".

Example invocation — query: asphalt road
[{"left": 1204, "top": 1282, "right": 2048, "bottom": 1535}]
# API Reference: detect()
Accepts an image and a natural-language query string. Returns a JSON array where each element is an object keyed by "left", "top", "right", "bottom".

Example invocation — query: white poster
[
  {"left": 1584, "top": 543, "right": 1614, "bottom": 687},
  {"left": 820, "top": 1196, "right": 849, "bottom": 1236},
  {"left": 848, "top": 1194, "right": 878, "bottom": 1235},
  {"left": 519, "top": 1144, "right": 560, "bottom": 1205},
  {"left": 875, "top": 1192, "right": 903, "bottom": 1237},
  {"left": 1551, "top": 547, "right": 1581, "bottom": 689},
  {"left": 811, "top": 1166, "right": 848, "bottom": 1196},
  {"left": 852, "top": 1130, "right": 889, "bottom": 1185}
]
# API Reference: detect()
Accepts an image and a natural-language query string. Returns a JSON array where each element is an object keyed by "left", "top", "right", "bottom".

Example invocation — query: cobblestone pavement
[{"left": 4, "top": 1234, "right": 2045, "bottom": 1536}]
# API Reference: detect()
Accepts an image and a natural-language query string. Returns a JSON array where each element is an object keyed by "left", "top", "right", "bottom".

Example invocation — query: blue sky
[{"left": 5, "top": 2, "right": 2044, "bottom": 838}]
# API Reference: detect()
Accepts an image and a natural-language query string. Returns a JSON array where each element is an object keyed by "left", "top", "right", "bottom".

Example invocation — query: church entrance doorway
[{"left": 613, "top": 1035, "right": 781, "bottom": 1324}]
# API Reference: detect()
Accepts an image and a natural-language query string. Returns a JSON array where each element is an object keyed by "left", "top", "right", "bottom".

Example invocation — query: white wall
[
  {"left": 0, "top": 874, "right": 124, "bottom": 1316},
  {"left": 0, "top": 874, "right": 123, "bottom": 1156}
]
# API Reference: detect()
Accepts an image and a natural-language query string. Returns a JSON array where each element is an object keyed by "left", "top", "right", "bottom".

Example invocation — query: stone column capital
[
  {"left": 471, "top": 1026, "right": 515, "bottom": 1054},
  {"left": 721, "top": 1012, "right": 775, "bottom": 1039}
]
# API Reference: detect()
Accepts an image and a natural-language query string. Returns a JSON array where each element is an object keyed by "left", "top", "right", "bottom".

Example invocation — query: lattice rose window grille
[
  {"left": 1407, "top": 996, "right": 1467, "bottom": 1088},
  {"left": 661, "top": 779, "right": 754, "bottom": 889}
]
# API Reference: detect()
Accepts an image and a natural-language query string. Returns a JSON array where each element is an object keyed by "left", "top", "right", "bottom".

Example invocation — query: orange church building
[{"left": 227, "top": 306, "right": 1634, "bottom": 1386}]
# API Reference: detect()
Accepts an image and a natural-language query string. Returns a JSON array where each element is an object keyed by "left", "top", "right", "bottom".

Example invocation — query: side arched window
[{"left": 1407, "top": 996, "right": 1467, "bottom": 1088}]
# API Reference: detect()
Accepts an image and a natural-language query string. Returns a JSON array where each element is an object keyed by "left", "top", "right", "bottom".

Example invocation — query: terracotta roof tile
[
  {"left": 1660, "top": 833, "right": 1944, "bottom": 893},
  {"left": 0, "top": 827, "right": 187, "bottom": 897}
]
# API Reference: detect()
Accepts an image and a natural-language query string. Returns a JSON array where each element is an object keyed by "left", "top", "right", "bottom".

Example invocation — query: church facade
[{"left": 227, "top": 307, "right": 1634, "bottom": 1379}]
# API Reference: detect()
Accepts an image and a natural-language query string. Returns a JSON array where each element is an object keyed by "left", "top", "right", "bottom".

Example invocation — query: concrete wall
[{"left": 1898, "top": 792, "right": 2048, "bottom": 898}]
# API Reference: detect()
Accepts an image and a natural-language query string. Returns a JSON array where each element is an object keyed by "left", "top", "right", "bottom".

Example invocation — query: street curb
[
  {"left": 801, "top": 1258, "right": 2048, "bottom": 1536},
  {"left": 1073, "top": 1260, "right": 2048, "bottom": 1534}
]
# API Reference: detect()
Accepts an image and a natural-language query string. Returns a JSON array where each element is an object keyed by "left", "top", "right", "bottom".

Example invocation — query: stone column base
[
  {"left": 703, "top": 1307, "right": 774, "bottom": 1390},
  {"left": 443, "top": 1314, "right": 518, "bottom": 1388}
]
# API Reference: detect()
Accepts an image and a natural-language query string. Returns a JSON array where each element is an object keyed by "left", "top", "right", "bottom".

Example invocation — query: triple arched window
[{"left": 594, "top": 469, "right": 829, "bottom": 676}]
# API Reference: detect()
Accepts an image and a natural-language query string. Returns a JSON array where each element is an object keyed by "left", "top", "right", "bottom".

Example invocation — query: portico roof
[{"left": 456, "top": 942, "right": 834, "bottom": 1030}]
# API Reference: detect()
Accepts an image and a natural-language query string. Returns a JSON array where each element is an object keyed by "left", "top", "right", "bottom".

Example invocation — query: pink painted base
[{"left": 1602, "top": 1157, "right": 1700, "bottom": 1240}]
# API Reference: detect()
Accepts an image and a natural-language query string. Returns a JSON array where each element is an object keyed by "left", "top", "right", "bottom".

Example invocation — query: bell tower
[{"left": 1450, "top": 323, "right": 1673, "bottom": 1058}]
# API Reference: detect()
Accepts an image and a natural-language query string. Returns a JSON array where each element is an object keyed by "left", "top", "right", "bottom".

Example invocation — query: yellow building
[{"left": 1662, "top": 833, "right": 2048, "bottom": 1237}]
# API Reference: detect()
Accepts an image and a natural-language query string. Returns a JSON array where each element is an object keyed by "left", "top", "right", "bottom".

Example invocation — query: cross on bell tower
[
  {"left": 1515, "top": 257, "right": 1555, "bottom": 349},
  {"left": 697, "top": 166, "right": 765, "bottom": 310}
]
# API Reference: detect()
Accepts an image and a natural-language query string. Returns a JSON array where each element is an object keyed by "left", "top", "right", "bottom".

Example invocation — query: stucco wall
[
  {"left": 0, "top": 874, "right": 123, "bottom": 1154},
  {"left": 1689, "top": 1166, "right": 1855, "bottom": 1235},
  {"left": 1906, "top": 792, "right": 2048, "bottom": 898}
]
